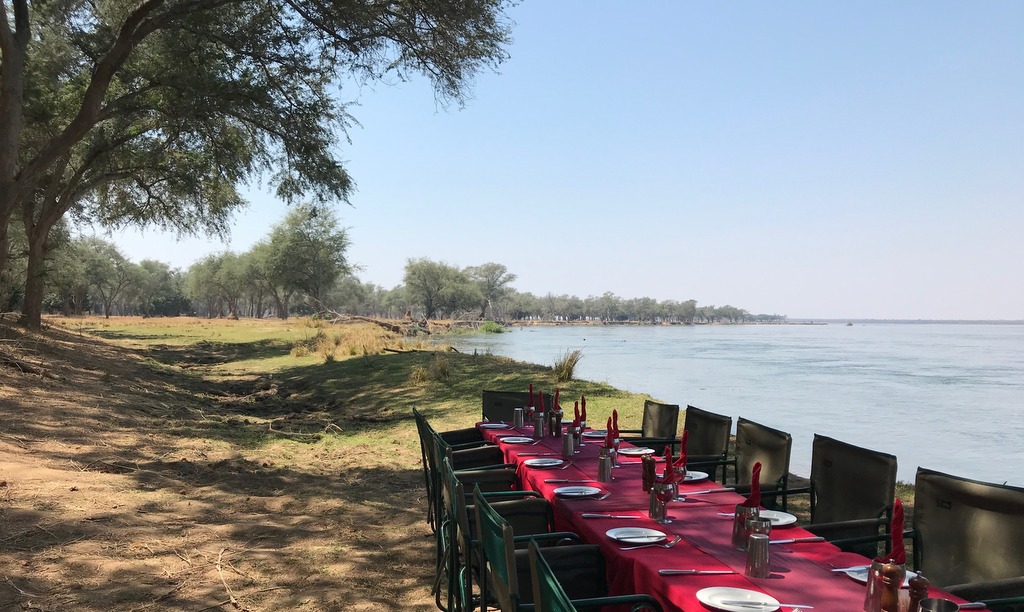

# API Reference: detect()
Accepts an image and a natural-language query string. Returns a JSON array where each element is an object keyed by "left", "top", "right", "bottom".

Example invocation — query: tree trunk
[{"left": 20, "top": 228, "right": 46, "bottom": 329}]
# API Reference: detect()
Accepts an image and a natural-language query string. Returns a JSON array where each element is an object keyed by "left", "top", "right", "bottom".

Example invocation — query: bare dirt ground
[{"left": 0, "top": 322, "right": 437, "bottom": 611}]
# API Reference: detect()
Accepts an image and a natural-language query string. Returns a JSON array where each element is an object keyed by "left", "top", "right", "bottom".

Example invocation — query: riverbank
[{"left": 0, "top": 316, "right": 651, "bottom": 611}]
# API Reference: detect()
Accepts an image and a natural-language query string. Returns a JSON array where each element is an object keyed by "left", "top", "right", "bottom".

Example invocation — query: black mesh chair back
[
  {"left": 808, "top": 434, "right": 896, "bottom": 556},
  {"left": 682, "top": 405, "right": 732, "bottom": 482},
  {"left": 734, "top": 417, "right": 792, "bottom": 507},
  {"left": 640, "top": 400, "right": 680, "bottom": 439},
  {"left": 482, "top": 390, "right": 554, "bottom": 423},
  {"left": 915, "top": 467, "right": 1024, "bottom": 594}
]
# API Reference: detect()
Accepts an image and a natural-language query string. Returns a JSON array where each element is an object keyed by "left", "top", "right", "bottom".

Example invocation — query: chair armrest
[
  {"left": 480, "top": 490, "right": 541, "bottom": 500},
  {"left": 515, "top": 532, "right": 581, "bottom": 544},
  {"left": 620, "top": 436, "right": 677, "bottom": 450},
  {"left": 944, "top": 576, "right": 1024, "bottom": 601},
  {"left": 617, "top": 428, "right": 643, "bottom": 435},
  {"left": 571, "top": 595, "right": 663, "bottom": 612},
  {"left": 454, "top": 463, "right": 515, "bottom": 472},
  {"left": 448, "top": 440, "right": 492, "bottom": 450},
  {"left": 441, "top": 427, "right": 486, "bottom": 446}
]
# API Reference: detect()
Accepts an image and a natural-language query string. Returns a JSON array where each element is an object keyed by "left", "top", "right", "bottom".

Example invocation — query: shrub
[
  {"left": 479, "top": 321, "right": 505, "bottom": 334},
  {"left": 553, "top": 349, "right": 583, "bottom": 382}
]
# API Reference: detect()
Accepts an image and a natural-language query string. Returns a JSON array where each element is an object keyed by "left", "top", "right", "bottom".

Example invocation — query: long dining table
[{"left": 476, "top": 421, "right": 990, "bottom": 612}]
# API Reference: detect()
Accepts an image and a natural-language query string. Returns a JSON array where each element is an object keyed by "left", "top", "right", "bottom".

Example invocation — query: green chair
[
  {"left": 913, "top": 467, "right": 1024, "bottom": 605},
  {"left": 414, "top": 406, "right": 494, "bottom": 531},
  {"left": 680, "top": 404, "right": 733, "bottom": 484},
  {"left": 618, "top": 400, "right": 680, "bottom": 451},
  {"left": 473, "top": 484, "right": 606, "bottom": 611},
  {"left": 527, "top": 540, "right": 664, "bottom": 612},
  {"left": 437, "top": 457, "right": 547, "bottom": 612}
]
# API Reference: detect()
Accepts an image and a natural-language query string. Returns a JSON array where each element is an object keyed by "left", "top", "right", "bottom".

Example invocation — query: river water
[{"left": 453, "top": 323, "right": 1024, "bottom": 485}]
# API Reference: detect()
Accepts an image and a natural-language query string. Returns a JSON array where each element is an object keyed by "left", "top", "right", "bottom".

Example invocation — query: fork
[{"left": 620, "top": 535, "right": 681, "bottom": 551}]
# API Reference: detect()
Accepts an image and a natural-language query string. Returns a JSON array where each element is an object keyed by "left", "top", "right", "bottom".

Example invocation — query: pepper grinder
[
  {"left": 880, "top": 563, "right": 904, "bottom": 612},
  {"left": 907, "top": 573, "right": 929, "bottom": 612}
]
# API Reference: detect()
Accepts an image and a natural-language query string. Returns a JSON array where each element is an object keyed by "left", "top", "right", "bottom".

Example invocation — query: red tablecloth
[{"left": 478, "top": 422, "right": 984, "bottom": 611}]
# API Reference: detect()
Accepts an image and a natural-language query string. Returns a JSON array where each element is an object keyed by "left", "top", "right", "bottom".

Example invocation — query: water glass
[{"left": 745, "top": 533, "right": 771, "bottom": 578}]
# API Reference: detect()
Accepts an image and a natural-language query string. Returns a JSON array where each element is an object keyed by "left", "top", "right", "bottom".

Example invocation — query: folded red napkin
[
  {"left": 889, "top": 498, "right": 907, "bottom": 564},
  {"left": 674, "top": 431, "right": 688, "bottom": 468},
  {"left": 612, "top": 409, "right": 619, "bottom": 439},
  {"left": 604, "top": 417, "right": 614, "bottom": 448},
  {"left": 741, "top": 461, "right": 762, "bottom": 508},
  {"left": 538, "top": 390, "right": 545, "bottom": 413},
  {"left": 553, "top": 387, "right": 561, "bottom": 413},
  {"left": 574, "top": 401, "right": 580, "bottom": 422},
  {"left": 580, "top": 395, "right": 587, "bottom": 422},
  {"left": 660, "top": 446, "right": 678, "bottom": 483},
  {"left": 528, "top": 383, "right": 535, "bottom": 408}
]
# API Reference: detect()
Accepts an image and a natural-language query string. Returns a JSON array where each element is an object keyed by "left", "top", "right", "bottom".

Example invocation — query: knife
[
  {"left": 518, "top": 452, "right": 558, "bottom": 456},
  {"left": 687, "top": 488, "right": 737, "bottom": 495},
  {"left": 769, "top": 537, "right": 825, "bottom": 544},
  {"left": 544, "top": 479, "right": 595, "bottom": 483},
  {"left": 581, "top": 513, "right": 640, "bottom": 519},
  {"left": 658, "top": 569, "right": 737, "bottom": 576},
  {"left": 720, "top": 601, "right": 813, "bottom": 609}
]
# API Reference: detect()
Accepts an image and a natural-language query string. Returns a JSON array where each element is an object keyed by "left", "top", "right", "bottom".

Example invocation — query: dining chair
[
  {"left": 527, "top": 540, "right": 664, "bottom": 612},
  {"left": 482, "top": 390, "right": 554, "bottom": 423},
  {"left": 473, "top": 484, "right": 606, "bottom": 611},
  {"left": 679, "top": 404, "right": 733, "bottom": 484},
  {"left": 437, "top": 456, "right": 547, "bottom": 612},
  {"left": 912, "top": 467, "right": 1024, "bottom": 604},
  {"left": 414, "top": 407, "right": 494, "bottom": 531},
  {"left": 729, "top": 417, "right": 793, "bottom": 510},
  {"left": 787, "top": 434, "right": 897, "bottom": 557},
  {"left": 618, "top": 400, "right": 680, "bottom": 451}
]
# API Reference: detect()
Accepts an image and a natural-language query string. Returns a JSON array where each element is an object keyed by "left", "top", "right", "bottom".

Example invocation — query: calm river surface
[{"left": 453, "top": 323, "right": 1024, "bottom": 485}]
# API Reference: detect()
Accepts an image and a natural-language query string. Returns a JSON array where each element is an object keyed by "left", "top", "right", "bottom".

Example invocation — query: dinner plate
[
  {"left": 846, "top": 567, "right": 918, "bottom": 588},
  {"left": 553, "top": 486, "right": 602, "bottom": 497},
  {"left": 581, "top": 430, "right": 607, "bottom": 438},
  {"left": 499, "top": 436, "right": 534, "bottom": 444},
  {"left": 523, "top": 458, "right": 564, "bottom": 468},
  {"left": 605, "top": 527, "right": 667, "bottom": 544},
  {"left": 480, "top": 423, "right": 510, "bottom": 429},
  {"left": 696, "top": 587, "right": 780, "bottom": 612},
  {"left": 618, "top": 447, "right": 656, "bottom": 456},
  {"left": 683, "top": 470, "right": 709, "bottom": 483},
  {"left": 758, "top": 509, "right": 797, "bottom": 527}
]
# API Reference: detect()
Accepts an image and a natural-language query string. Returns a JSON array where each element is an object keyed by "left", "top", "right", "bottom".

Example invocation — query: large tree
[
  {"left": 1, "top": 0, "right": 514, "bottom": 327},
  {"left": 466, "top": 262, "right": 516, "bottom": 319},
  {"left": 403, "top": 258, "right": 480, "bottom": 320},
  {"left": 265, "top": 204, "right": 352, "bottom": 304}
]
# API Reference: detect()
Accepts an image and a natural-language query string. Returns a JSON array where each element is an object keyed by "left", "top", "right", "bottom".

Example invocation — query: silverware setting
[
  {"left": 657, "top": 569, "right": 737, "bottom": 576},
  {"left": 619, "top": 535, "right": 681, "bottom": 551},
  {"left": 769, "top": 537, "right": 825, "bottom": 545},
  {"left": 688, "top": 488, "right": 737, "bottom": 495},
  {"left": 719, "top": 600, "right": 813, "bottom": 609},
  {"left": 581, "top": 513, "right": 638, "bottom": 519},
  {"left": 544, "top": 479, "right": 595, "bottom": 483},
  {"left": 829, "top": 565, "right": 868, "bottom": 572},
  {"left": 517, "top": 452, "right": 558, "bottom": 456}
]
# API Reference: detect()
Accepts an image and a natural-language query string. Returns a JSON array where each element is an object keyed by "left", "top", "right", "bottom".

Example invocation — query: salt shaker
[
  {"left": 597, "top": 449, "right": 613, "bottom": 483},
  {"left": 732, "top": 505, "right": 759, "bottom": 550},
  {"left": 745, "top": 533, "right": 771, "bottom": 578},
  {"left": 532, "top": 410, "right": 546, "bottom": 439},
  {"left": 561, "top": 432, "right": 575, "bottom": 458}
]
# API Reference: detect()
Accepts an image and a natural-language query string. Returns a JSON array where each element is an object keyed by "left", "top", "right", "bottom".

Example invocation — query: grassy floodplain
[{"left": 0, "top": 316, "right": 650, "bottom": 611}]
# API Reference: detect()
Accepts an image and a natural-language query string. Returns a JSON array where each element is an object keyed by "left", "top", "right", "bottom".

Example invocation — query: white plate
[
  {"left": 553, "top": 486, "right": 602, "bottom": 497},
  {"left": 605, "top": 527, "right": 667, "bottom": 544},
  {"left": 618, "top": 447, "right": 656, "bottom": 456},
  {"left": 499, "top": 436, "right": 534, "bottom": 444},
  {"left": 523, "top": 458, "right": 564, "bottom": 468},
  {"left": 759, "top": 509, "right": 797, "bottom": 527},
  {"left": 683, "top": 470, "right": 709, "bottom": 483},
  {"left": 696, "top": 587, "right": 780, "bottom": 612},
  {"left": 481, "top": 423, "right": 510, "bottom": 429},
  {"left": 582, "top": 430, "right": 607, "bottom": 438},
  {"left": 846, "top": 567, "right": 918, "bottom": 588}
]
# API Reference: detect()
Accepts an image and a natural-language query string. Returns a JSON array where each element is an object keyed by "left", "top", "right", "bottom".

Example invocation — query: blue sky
[{"left": 99, "top": 1, "right": 1024, "bottom": 320}]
